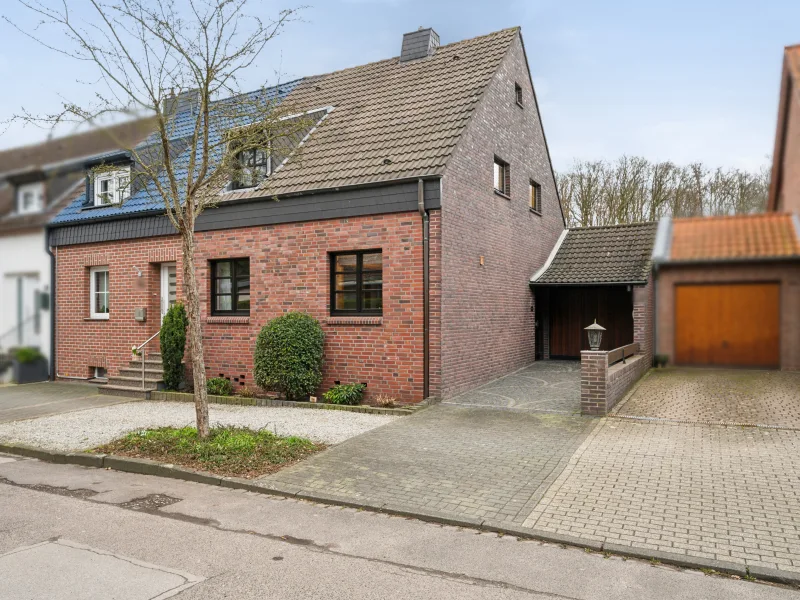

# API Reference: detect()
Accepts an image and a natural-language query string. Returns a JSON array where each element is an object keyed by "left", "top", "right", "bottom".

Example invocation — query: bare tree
[
  {"left": 7, "top": 0, "right": 311, "bottom": 437},
  {"left": 557, "top": 157, "right": 770, "bottom": 228}
]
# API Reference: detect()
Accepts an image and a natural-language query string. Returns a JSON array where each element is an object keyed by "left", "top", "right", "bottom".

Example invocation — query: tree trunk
[{"left": 180, "top": 228, "right": 210, "bottom": 438}]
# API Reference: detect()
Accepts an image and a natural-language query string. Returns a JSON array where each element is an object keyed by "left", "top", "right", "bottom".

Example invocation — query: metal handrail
[
  {"left": 134, "top": 331, "right": 160, "bottom": 390},
  {"left": 0, "top": 314, "right": 40, "bottom": 349}
]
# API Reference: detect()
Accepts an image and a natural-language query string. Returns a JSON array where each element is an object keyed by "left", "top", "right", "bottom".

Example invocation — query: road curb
[{"left": 1, "top": 441, "right": 798, "bottom": 587}]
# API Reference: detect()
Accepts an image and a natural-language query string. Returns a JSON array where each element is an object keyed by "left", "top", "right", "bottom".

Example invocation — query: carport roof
[{"left": 530, "top": 222, "right": 658, "bottom": 285}]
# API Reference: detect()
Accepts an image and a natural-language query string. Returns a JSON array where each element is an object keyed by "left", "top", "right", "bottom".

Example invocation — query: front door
[{"left": 160, "top": 263, "right": 177, "bottom": 322}]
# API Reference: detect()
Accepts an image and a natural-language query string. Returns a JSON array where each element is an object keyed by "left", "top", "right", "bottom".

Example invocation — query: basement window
[
  {"left": 93, "top": 366, "right": 108, "bottom": 380},
  {"left": 493, "top": 157, "right": 510, "bottom": 197}
]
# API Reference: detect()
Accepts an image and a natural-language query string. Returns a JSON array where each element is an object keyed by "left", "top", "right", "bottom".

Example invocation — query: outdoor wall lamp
[{"left": 585, "top": 319, "right": 606, "bottom": 351}]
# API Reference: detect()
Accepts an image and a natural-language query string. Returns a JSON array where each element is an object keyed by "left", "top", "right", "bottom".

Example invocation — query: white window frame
[
  {"left": 17, "top": 181, "right": 45, "bottom": 215},
  {"left": 89, "top": 266, "right": 110, "bottom": 319},
  {"left": 94, "top": 168, "right": 131, "bottom": 206}
]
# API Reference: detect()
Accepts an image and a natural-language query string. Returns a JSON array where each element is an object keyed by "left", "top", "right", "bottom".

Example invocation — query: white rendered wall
[{"left": 0, "top": 230, "right": 51, "bottom": 360}]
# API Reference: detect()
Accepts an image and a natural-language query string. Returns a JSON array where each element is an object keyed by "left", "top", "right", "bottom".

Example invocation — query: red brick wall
[
  {"left": 438, "top": 33, "right": 564, "bottom": 398},
  {"left": 632, "top": 278, "right": 654, "bottom": 365},
  {"left": 55, "top": 211, "right": 434, "bottom": 403},
  {"left": 776, "top": 77, "right": 800, "bottom": 214},
  {"left": 655, "top": 262, "right": 800, "bottom": 370}
]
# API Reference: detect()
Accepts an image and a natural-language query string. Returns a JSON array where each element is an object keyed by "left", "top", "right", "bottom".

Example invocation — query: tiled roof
[
  {"left": 227, "top": 27, "right": 519, "bottom": 199},
  {"left": 0, "top": 118, "right": 156, "bottom": 177},
  {"left": 531, "top": 222, "right": 658, "bottom": 285},
  {"left": 51, "top": 82, "right": 301, "bottom": 224},
  {"left": 50, "top": 27, "right": 519, "bottom": 223},
  {"left": 669, "top": 213, "right": 800, "bottom": 261}
]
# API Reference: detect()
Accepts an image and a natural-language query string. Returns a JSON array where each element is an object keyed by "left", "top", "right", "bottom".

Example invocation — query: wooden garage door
[{"left": 675, "top": 283, "right": 780, "bottom": 368}]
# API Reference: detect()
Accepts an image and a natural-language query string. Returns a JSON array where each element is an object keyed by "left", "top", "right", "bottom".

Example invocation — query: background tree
[
  {"left": 557, "top": 157, "right": 770, "bottom": 227},
  {"left": 8, "top": 0, "right": 311, "bottom": 437}
]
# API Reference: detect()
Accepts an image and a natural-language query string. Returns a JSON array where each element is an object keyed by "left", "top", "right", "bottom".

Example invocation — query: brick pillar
[
  {"left": 541, "top": 288, "right": 550, "bottom": 360},
  {"left": 581, "top": 350, "right": 608, "bottom": 415},
  {"left": 632, "top": 279, "right": 653, "bottom": 363}
]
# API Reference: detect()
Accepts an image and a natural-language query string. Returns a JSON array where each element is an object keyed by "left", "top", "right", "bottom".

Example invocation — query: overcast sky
[{"left": 0, "top": 0, "right": 797, "bottom": 172}]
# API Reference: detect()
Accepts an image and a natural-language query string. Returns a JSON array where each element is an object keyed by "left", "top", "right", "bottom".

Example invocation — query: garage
[
  {"left": 675, "top": 283, "right": 780, "bottom": 368},
  {"left": 653, "top": 213, "right": 800, "bottom": 372}
]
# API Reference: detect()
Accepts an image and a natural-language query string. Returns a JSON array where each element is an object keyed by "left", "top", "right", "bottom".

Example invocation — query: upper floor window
[
  {"left": 17, "top": 181, "right": 45, "bottom": 215},
  {"left": 530, "top": 180, "right": 542, "bottom": 213},
  {"left": 493, "top": 157, "right": 510, "bottom": 197},
  {"left": 330, "top": 250, "right": 382, "bottom": 315},
  {"left": 231, "top": 146, "right": 271, "bottom": 190},
  {"left": 515, "top": 83, "right": 523, "bottom": 107},
  {"left": 94, "top": 167, "right": 130, "bottom": 206},
  {"left": 211, "top": 258, "right": 250, "bottom": 315},
  {"left": 89, "top": 266, "right": 109, "bottom": 319}
]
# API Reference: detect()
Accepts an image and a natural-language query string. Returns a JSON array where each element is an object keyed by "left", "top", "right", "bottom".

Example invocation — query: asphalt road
[{"left": 1, "top": 455, "right": 797, "bottom": 599}]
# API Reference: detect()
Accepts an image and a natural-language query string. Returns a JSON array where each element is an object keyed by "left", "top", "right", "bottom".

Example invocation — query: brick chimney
[
  {"left": 400, "top": 27, "right": 440, "bottom": 62},
  {"left": 162, "top": 89, "right": 200, "bottom": 116}
]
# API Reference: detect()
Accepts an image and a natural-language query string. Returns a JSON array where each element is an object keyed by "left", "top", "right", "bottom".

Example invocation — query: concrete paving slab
[
  {"left": 0, "top": 382, "right": 127, "bottom": 423},
  {"left": 0, "top": 538, "right": 201, "bottom": 599}
]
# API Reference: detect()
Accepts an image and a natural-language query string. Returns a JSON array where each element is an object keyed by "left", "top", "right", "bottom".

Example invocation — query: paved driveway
[
  {"left": 442, "top": 360, "right": 581, "bottom": 414},
  {"left": 613, "top": 368, "right": 800, "bottom": 428},
  {"left": 0, "top": 382, "right": 127, "bottom": 423}
]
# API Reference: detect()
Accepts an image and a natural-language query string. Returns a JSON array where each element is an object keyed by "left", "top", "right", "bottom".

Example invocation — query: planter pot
[{"left": 12, "top": 358, "right": 49, "bottom": 384}]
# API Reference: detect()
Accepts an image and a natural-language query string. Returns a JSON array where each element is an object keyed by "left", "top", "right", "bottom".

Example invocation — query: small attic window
[
  {"left": 94, "top": 167, "right": 130, "bottom": 206},
  {"left": 17, "top": 181, "right": 45, "bottom": 215},
  {"left": 231, "top": 146, "right": 271, "bottom": 190},
  {"left": 515, "top": 83, "right": 523, "bottom": 107}
]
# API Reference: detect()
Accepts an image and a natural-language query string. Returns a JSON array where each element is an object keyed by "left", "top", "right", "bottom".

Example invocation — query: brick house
[
  {"left": 0, "top": 119, "right": 153, "bottom": 373},
  {"left": 768, "top": 44, "right": 800, "bottom": 215},
  {"left": 47, "top": 27, "right": 565, "bottom": 402}
]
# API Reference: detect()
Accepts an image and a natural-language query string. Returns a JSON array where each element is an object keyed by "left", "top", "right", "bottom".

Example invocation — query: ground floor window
[
  {"left": 330, "top": 250, "right": 383, "bottom": 315},
  {"left": 210, "top": 258, "right": 250, "bottom": 315},
  {"left": 89, "top": 266, "right": 109, "bottom": 319}
]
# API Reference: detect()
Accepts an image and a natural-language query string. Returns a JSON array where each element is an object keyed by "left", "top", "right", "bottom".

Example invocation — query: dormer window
[
  {"left": 231, "top": 146, "right": 271, "bottom": 190},
  {"left": 17, "top": 182, "right": 45, "bottom": 215},
  {"left": 94, "top": 167, "right": 130, "bottom": 206}
]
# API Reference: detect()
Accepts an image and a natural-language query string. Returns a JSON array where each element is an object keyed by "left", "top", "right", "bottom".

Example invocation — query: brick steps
[{"left": 100, "top": 352, "right": 166, "bottom": 399}]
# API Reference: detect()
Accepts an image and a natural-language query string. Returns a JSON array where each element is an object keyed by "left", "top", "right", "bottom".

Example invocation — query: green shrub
[
  {"left": 12, "top": 347, "right": 45, "bottom": 364},
  {"left": 254, "top": 312, "right": 324, "bottom": 401},
  {"left": 159, "top": 303, "right": 188, "bottom": 390},
  {"left": 323, "top": 383, "right": 366, "bottom": 405},
  {"left": 207, "top": 377, "right": 234, "bottom": 396}
]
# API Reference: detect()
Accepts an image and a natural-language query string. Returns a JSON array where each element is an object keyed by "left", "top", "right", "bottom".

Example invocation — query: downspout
[
  {"left": 44, "top": 227, "right": 56, "bottom": 381},
  {"left": 418, "top": 179, "right": 430, "bottom": 400}
]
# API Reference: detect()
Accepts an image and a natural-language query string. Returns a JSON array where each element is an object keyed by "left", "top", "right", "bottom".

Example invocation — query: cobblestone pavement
[
  {"left": 442, "top": 360, "right": 581, "bottom": 414},
  {"left": 614, "top": 369, "right": 800, "bottom": 428},
  {"left": 523, "top": 418, "right": 800, "bottom": 573},
  {"left": 260, "top": 404, "right": 595, "bottom": 526}
]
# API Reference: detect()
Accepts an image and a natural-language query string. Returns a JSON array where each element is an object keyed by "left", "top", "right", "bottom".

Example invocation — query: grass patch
[{"left": 95, "top": 426, "right": 324, "bottom": 478}]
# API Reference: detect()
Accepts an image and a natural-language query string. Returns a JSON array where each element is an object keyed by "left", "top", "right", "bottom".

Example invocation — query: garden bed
[
  {"left": 94, "top": 426, "right": 323, "bottom": 478},
  {"left": 151, "top": 390, "right": 414, "bottom": 415}
]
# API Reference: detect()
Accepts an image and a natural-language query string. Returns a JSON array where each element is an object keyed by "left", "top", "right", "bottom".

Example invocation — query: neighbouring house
[
  {"left": 651, "top": 213, "right": 800, "bottom": 371},
  {"left": 46, "top": 27, "right": 565, "bottom": 402},
  {"left": 768, "top": 44, "right": 800, "bottom": 215},
  {"left": 0, "top": 119, "right": 154, "bottom": 377}
]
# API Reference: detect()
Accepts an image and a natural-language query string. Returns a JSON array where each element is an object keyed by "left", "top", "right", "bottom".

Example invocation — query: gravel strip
[{"left": 0, "top": 401, "right": 398, "bottom": 452}]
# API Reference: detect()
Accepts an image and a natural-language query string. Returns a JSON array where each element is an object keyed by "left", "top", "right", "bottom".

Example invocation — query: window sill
[
  {"left": 516, "top": 101, "right": 524, "bottom": 109},
  {"left": 529, "top": 207, "right": 542, "bottom": 216},
  {"left": 206, "top": 316, "right": 250, "bottom": 324},
  {"left": 325, "top": 316, "right": 383, "bottom": 326},
  {"left": 493, "top": 189, "right": 511, "bottom": 200},
  {"left": 84, "top": 316, "right": 109, "bottom": 321}
]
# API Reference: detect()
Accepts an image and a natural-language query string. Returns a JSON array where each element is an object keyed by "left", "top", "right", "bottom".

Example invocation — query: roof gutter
[{"left": 529, "top": 280, "right": 649, "bottom": 287}]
